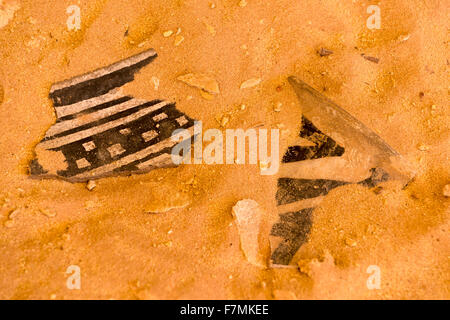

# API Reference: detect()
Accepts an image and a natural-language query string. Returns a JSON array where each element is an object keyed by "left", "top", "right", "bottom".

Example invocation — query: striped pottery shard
[
  {"left": 270, "top": 77, "right": 416, "bottom": 267},
  {"left": 30, "top": 49, "right": 196, "bottom": 182}
]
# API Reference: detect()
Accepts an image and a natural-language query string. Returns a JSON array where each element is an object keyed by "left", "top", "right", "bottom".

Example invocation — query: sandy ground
[{"left": 0, "top": 0, "right": 449, "bottom": 299}]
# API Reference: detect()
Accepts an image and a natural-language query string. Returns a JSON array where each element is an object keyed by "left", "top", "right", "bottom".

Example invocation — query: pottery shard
[
  {"left": 29, "top": 49, "right": 198, "bottom": 182},
  {"left": 232, "top": 199, "right": 269, "bottom": 267},
  {"left": 177, "top": 73, "right": 220, "bottom": 94}
]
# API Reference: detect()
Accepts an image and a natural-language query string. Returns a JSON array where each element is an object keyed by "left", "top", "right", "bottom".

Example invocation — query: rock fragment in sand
[
  {"left": 151, "top": 76, "right": 160, "bottom": 90},
  {"left": 220, "top": 115, "right": 230, "bottom": 127},
  {"left": 345, "top": 237, "right": 357, "bottom": 247},
  {"left": 398, "top": 34, "right": 410, "bottom": 42},
  {"left": 163, "top": 30, "right": 173, "bottom": 37},
  {"left": 177, "top": 73, "right": 220, "bottom": 94},
  {"left": 240, "top": 78, "right": 261, "bottom": 89},
  {"left": 318, "top": 48, "right": 333, "bottom": 57},
  {"left": 273, "top": 102, "right": 282, "bottom": 112},
  {"left": 40, "top": 208, "right": 56, "bottom": 218},
  {"left": 203, "top": 21, "right": 216, "bottom": 35},
  {"left": 145, "top": 192, "right": 190, "bottom": 214},
  {"left": 0, "top": 0, "right": 20, "bottom": 29},
  {"left": 174, "top": 34, "right": 184, "bottom": 46},
  {"left": 232, "top": 199, "right": 269, "bottom": 267},
  {"left": 239, "top": 0, "right": 247, "bottom": 7},
  {"left": 417, "top": 144, "right": 430, "bottom": 151},
  {"left": 3, "top": 208, "right": 19, "bottom": 227},
  {"left": 443, "top": 184, "right": 450, "bottom": 197},
  {"left": 361, "top": 54, "right": 379, "bottom": 64},
  {"left": 86, "top": 180, "right": 96, "bottom": 191},
  {"left": 8, "top": 208, "right": 20, "bottom": 220}
]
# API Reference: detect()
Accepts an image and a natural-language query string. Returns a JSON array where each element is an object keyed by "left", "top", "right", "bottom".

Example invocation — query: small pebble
[
  {"left": 345, "top": 238, "right": 357, "bottom": 247},
  {"left": 40, "top": 208, "right": 56, "bottom": 218},
  {"left": 163, "top": 30, "right": 173, "bottom": 37},
  {"left": 174, "top": 35, "right": 184, "bottom": 46},
  {"left": 398, "top": 34, "right": 410, "bottom": 42},
  {"left": 164, "top": 241, "right": 173, "bottom": 247},
  {"left": 240, "top": 78, "right": 261, "bottom": 89},
  {"left": 443, "top": 184, "right": 450, "bottom": 197},
  {"left": 8, "top": 208, "right": 20, "bottom": 220},
  {"left": 274, "top": 102, "right": 282, "bottom": 112},
  {"left": 220, "top": 115, "right": 230, "bottom": 127},
  {"left": 318, "top": 48, "right": 333, "bottom": 57},
  {"left": 204, "top": 21, "right": 216, "bottom": 35},
  {"left": 86, "top": 180, "right": 96, "bottom": 191},
  {"left": 178, "top": 73, "right": 220, "bottom": 94},
  {"left": 362, "top": 54, "right": 380, "bottom": 64},
  {"left": 151, "top": 76, "right": 160, "bottom": 91}
]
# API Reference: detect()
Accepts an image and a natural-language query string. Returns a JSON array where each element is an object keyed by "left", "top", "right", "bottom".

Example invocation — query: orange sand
[{"left": 0, "top": 0, "right": 448, "bottom": 299}]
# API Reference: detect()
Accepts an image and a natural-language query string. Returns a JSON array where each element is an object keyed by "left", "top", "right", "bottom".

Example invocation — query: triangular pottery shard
[
  {"left": 30, "top": 49, "right": 196, "bottom": 182},
  {"left": 270, "top": 77, "right": 416, "bottom": 267}
]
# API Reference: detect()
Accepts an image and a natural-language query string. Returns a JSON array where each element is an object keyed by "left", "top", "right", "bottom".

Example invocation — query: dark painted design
[
  {"left": 55, "top": 106, "right": 195, "bottom": 178},
  {"left": 282, "top": 116, "right": 345, "bottom": 163},
  {"left": 50, "top": 54, "right": 157, "bottom": 107},
  {"left": 29, "top": 159, "right": 47, "bottom": 175},
  {"left": 277, "top": 178, "right": 349, "bottom": 205},
  {"left": 359, "top": 167, "right": 390, "bottom": 188},
  {"left": 56, "top": 96, "right": 133, "bottom": 123},
  {"left": 272, "top": 115, "right": 391, "bottom": 265},
  {"left": 44, "top": 100, "right": 165, "bottom": 141},
  {"left": 270, "top": 208, "right": 314, "bottom": 265}
]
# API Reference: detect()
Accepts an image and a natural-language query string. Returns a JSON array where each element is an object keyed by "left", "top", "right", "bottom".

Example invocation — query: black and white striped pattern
[
  {"left": 30, "top": 49, "right": 196, "bottom": 182},
  {"left": 270, "top": 77, "right": 411, "bottom": 266}
]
